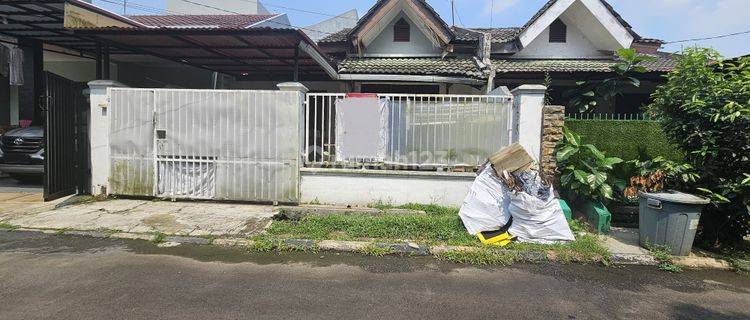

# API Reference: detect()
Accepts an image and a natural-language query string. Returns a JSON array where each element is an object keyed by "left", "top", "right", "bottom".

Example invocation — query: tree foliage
[
  {"left": 647, "top": 47, "right": 750, "bottom": 246},
  {"left": 566, "top": 48, "right": 655, "bottom": 112}
]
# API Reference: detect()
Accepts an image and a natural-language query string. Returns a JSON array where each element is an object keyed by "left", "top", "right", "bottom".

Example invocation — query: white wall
[
  {"left": 514, "top": 16, "right": 609, "bottom": 59},
  {"left": 301, "top": 169, "right": 474, "bottom": 207},
  {"left": 166, "top": 0, "right": 267, "bottom": 15},
  {"left": 364, "top": 12, "right": 442, "bottom": 57}
]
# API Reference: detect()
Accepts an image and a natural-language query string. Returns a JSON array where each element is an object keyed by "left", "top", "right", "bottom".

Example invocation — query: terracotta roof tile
[{"left": 128, "top": 14, "right": 276, "bottom": 29}]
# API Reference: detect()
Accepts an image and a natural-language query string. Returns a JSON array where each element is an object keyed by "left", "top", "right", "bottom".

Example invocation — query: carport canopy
[
  {"left": 0, "top": 0, "right": 339, "bottom": 81},
  {"left": 73, "top": 27, "right": 340, "bottom": 81}
]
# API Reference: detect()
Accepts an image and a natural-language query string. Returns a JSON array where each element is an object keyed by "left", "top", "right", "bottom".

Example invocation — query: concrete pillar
[
  {"left": 276, "top": 82, "right": 309, "bottom": 163},
  {"left": 511, "top": 84, "right": 547, "bottom": 162},
  {"left": 87, "top": 80, "right": 127, "bottom": 196}
]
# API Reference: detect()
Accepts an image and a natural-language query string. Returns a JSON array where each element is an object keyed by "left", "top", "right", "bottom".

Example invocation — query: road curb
[{"left": 2, "top": 227, "right": 745, "bottom": 271}]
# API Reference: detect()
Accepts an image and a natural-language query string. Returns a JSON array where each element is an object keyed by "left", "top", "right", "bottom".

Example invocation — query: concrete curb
[{"left": 1, "top": 226, "right": 746, "bottom": 271}]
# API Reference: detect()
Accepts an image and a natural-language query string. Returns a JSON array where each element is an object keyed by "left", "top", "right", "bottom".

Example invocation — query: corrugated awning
[{"left": 73, "top": 27, "right": 339, "bottom": 79}]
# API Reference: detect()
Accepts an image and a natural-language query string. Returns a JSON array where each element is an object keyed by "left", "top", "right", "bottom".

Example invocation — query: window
[
  {"left": 393, "top": 18, "right": 410, "bottom": 42},
  {"left": 549, "top": 19, "right": 567, "bottom": 43}
]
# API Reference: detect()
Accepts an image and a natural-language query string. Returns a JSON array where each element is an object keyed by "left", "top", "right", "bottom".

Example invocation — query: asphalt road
[{"left": 1, "top": 231, "right": 749, "bottom": 320}]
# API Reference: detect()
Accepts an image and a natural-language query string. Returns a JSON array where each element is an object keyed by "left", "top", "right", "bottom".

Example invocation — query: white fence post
[
  {"left": 511, "top": 84, "right": 547, "bottom": 162},
  {"left": 277, "top": 82, "right": 309, "bottom": 164},
  {"left": 87, "top": 80, "right": 127, "bottom": 196}
]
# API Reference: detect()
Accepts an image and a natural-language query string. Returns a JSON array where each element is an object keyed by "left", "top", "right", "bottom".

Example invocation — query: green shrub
[
  {"left": 647, "top": 48, "right": 750, "bottom": 247},
  {"left": 565, "top": 119, "right": 683, "bottom": 163}
]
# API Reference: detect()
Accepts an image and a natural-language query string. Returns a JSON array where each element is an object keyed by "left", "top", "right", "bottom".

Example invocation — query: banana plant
[{"left": 557, "top": 127, "right": 624, "bottom": 202}]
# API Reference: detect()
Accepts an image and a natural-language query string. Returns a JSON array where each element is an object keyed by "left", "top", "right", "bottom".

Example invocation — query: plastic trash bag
[
  {"left": 507, "top": 186, "right": 575, "bottom": 244},
  {"left": 459, "top": 165, "right": 512, "bottom": 235}
]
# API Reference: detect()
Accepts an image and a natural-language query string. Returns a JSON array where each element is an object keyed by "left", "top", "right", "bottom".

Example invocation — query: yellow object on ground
[{"left": 477, "top": 230, "right": 515, "bottom": 247}]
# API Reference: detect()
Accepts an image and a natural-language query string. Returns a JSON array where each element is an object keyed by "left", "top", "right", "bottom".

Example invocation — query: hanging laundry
[
  {"left": 0, "top": 45, "right": 10, "bottom": 78},
  {"left": 9, "top": 46, "right": 24, "bottom": 86}
]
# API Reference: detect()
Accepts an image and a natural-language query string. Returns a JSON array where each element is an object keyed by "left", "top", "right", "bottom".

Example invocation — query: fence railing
[
  {"left": 565, "top": 113, "right": 653, "bottom": 121},
  {"left": 304, "top": 93, "right": 514, "bottom": 169}
]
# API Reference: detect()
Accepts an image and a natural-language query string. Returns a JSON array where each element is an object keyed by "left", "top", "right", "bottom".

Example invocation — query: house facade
[{"left": 314, "top": 0, "right": 675, "bottom": 114}]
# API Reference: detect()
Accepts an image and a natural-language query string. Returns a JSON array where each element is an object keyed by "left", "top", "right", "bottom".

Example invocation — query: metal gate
[
  {"left": 43, "top": 72, "right": 89, "bottom": 201},
  {"left": 108, "top": 88, "right": 301, "bottom": 203}
]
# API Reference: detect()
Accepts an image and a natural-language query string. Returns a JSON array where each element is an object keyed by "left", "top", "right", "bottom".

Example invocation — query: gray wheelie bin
[{"left": 639, "top": 191, "right": 710, "bottom": 256}]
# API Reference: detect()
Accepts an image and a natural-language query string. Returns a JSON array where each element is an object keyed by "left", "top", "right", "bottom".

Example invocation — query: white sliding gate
[{"left": 108, "top": 88, "right": 301, "bottom": 203}]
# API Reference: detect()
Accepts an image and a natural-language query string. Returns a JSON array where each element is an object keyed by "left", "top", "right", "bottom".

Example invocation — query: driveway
[
  {"left": 1, "top": 231, "right": 748, "bottom": 320},
  {"left": 0, "top": 175, "right": 43, "bottom": 194}
]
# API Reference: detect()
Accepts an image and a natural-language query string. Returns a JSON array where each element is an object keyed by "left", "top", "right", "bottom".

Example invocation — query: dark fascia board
[{"left": 347, "top": 0, "right": 455, "bottom": 43}]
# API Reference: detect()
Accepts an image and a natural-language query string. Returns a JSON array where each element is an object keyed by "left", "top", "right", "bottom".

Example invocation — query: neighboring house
[
  {"left": 317, "top": 0, "right": 676, "bottom": 114},
  {"left": 166, "top": 0, "right": 271, "bottom": 15},
  {"left": 303, "top": 9, "right": 359, "bottom": 43}
]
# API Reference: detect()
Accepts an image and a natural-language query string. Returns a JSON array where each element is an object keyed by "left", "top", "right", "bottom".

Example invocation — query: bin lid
[{"left": 639, "top": 191, "right": 711, "bottom": 205}]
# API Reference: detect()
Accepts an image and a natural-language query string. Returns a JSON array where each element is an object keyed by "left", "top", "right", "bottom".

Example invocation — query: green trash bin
[{"left": 639, "top": 191, "right": 710, "bottom": 256}]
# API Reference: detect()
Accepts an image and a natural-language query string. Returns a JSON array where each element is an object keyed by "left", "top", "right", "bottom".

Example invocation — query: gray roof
[
  {"left": 493, "top": 52, "right": 677, "bottom": 73},
  {"left": 452, "top": 27, "right": 522, "bottom": 44},
  {"left": 338, "top": 57, "right": 485, "bottom": 78},
  {"left": 319, "top": 27, "right": 351, "bottom": 44}
]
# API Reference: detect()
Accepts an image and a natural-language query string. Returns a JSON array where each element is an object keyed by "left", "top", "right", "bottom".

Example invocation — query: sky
[{"left": 93, "top": 0, "right": 750, "bottom": 58}]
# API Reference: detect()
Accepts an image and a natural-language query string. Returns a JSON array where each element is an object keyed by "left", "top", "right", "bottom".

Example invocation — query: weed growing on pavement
[
  {"left": 0, "top": 222, "right": 17, "bottom": 230},
  {"left": 647, "top": 244, "right": 683, "bottom": 273},
  {"left": 152, "top": 232, "right": 166, "bottom": 244}
]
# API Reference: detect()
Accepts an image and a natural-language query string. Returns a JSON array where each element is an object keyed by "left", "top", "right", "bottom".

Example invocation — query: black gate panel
[{"left": 44, "top": 72, "right": 89, "bottom": 201}]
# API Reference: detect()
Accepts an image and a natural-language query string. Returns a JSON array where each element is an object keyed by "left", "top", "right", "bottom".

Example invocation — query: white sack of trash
[
  {"left": 459, "top": 165, "right": 575, "bottom": 244},
  {"left": 459, "top": 165, "right": 512, "bottom": 235}
]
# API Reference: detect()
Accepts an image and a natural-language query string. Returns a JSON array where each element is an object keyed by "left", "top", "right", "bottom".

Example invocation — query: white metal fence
[
  {"left": 108, "top": 88, "right": 301, "bottom": 203},
  {"left": 565, "top": 113, "right": 652, "bottom": 121},
  {"left": 304, "top": 93, "right": 514, "bottom": 169}
]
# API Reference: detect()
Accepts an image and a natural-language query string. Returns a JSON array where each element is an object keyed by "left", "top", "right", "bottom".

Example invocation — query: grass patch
[
  {"left": 265, "top": 204, "right": 611, "bottom": 265},
  {"left": 435, "top": 248, "right": 517, "bottom": 266},
  {"left": 266, "top": 204, "right": 476, "bottom": 246},
  {"left": 248, "top": 236, "right": 318, "bottom": 253}
]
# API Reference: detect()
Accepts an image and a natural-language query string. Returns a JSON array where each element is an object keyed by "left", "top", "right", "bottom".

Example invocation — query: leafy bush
[
  {"left": 620, "top": 156, "right": 699, "bottom": 205},
  {"left": 647, "top": 48, "right": 750, "bottom": 246},
  {"left": 557, "top": 127, "right": 624, "bottom": 202},
  {"left": 565, "top": 120, "right": 683, "bottom": 163}
]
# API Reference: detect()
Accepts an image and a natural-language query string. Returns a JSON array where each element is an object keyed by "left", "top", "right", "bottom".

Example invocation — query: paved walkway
[{"left": 0, "top": 198, "right": 276, "bottom": 237}]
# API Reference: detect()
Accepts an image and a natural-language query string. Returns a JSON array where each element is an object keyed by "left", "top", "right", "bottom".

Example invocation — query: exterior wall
[
  {"left": 364, "top": 12, "right": 442, "bottom": 57},
  {"left": 514, "top": 16, "right": 609, "bottom": 59},
  {"left": 166, "top": 0, "right": 268, "bottom": 15},
  {"left": 301, "top": 168, "right": 474, "bottom": 207},
  {"left": 541, "top": 106, "right": 565, "bottom": 183}
]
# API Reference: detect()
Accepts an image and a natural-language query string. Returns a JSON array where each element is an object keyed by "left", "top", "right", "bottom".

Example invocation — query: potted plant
[
  {"left": 557, "top": 127, "right": 624, "bottom": 233},
  {"left": 605, "top": 157, "right": 698, "bottom": 227}
]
